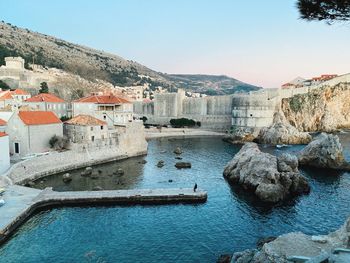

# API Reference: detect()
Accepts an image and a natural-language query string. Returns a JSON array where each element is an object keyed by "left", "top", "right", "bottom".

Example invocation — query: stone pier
[{"left": 0, "top": 186, "right": 207, "bottom": 244}]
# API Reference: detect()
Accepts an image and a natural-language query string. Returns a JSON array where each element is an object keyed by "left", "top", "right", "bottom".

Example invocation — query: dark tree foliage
[
  {"left": 39, "top": 82, "right": 49, "bottom": 93},
  {"left": 170, "top": 118, "right": 198, "bottom": 128},
  {"left": 297, "top": 0, "right": 350, "bottom": 23},
  {"left": 0, "top": 80, "right": 10, "bottom": 90}
]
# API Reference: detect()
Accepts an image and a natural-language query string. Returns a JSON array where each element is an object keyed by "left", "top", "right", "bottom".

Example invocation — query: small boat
[
  {"left": 276, "top": 144, "right": 289, "bottom": 148},
  {"left": 0, "top": 199, "right": 5, "bottom": 207}
]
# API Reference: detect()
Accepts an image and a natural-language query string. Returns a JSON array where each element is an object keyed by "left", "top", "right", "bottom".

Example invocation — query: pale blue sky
[{"left": 1, "top": 0, "right": 349, "bottom": 88}]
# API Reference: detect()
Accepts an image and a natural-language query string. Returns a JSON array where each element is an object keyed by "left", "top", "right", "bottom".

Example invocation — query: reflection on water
[{"left": 1, "top": 137, "right": 350, "bottom": 263}]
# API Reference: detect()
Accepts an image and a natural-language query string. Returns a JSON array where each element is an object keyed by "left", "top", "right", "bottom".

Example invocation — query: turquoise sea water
[{"left": 1, "top": 136, "right": 350, "bottom": 263}]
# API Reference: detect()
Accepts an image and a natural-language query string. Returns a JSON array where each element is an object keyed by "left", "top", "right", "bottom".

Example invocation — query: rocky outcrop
[
  {"left": 175, "top": 162, "right": 192, "bottom": 169},
  {"left": 257, "top": 112, "right": 311, "bottom": 145},
  {"left": 232, "top": 217, "right": 350, "bottom": 263},
  {"left": 298, "top": 133, "right": 350, "bottom": 170},
  {"left": 282, "top": 83, "right": 350, "bottom": 132},
  {"left": 223, "top": 127, "right": 260, "bottom": 144},
  {"left": 223, "top": 143, "right": 310, "bottom": 203}
]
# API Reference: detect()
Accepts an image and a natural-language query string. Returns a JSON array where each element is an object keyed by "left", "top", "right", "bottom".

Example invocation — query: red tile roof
[
  {"left": 12, "top": 89, "right": 30, "bottom": 95},
  {"left": 0, "top": 91, "right": 12, "bottom": 101},
  {"left": 0, "top": 118, "right": 7, "bottom": 126},
  {"left": 18, "top": 111, "right": 62, "bottom": 126},
  {"left": 0, "top": 89, "right": 30, "bottom": 101},
  {"left": 73, "top": 94, "right": 131, "bottom": 104},
  {"left": 25, "top": 93, "right": 65, "bottom": 103},
  {"left": 65, "top": 115, "right": 107, "bottom": 126},
  {"left": 0, "top": 132, "right": 8, "bottom": 138}
]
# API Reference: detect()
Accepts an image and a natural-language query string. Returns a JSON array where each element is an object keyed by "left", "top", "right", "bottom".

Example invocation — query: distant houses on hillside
[{"left": 281, "top": 74, "right": 338, "bottom": 89}]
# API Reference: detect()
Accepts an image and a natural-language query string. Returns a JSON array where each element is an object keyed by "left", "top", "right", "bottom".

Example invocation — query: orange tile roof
[
  {"left": 73, "top": 94, "right": 131, "bottom": 104},
  {"left": 0, "top": 132, "right": 8, "bottom": 137},
  {"left": 0, "top": 118, "right": 7, "bottom": 126},
  {"left": 18, "top": 111, "right": 62, "bottom": 126},
  {"left": 0, "top": 91, "right": 12, "bottom": 101},
  {"left": 25, "top": 93, "right": 65, "bottom": 103},
  {"left": 0, "top": 89, "right": 30, "bottom": 101},
  {"left": 65, "top": 114, "right": 106, "bottom": 126},
  {"left": 12, "top": 89, "right": 30, "bottom": 95}
]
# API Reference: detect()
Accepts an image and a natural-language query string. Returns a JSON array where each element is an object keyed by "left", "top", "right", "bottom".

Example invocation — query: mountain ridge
[{"left": 0, "top": 21, "right": 261, "bottom": 95}]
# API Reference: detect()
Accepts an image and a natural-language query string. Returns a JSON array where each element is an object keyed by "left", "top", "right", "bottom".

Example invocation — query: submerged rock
[
  {"left": 85, "top": 167, "right": 93, "bottom": 175},
  {"left": 232, "top": 216, "right": 350, "bottom": 263},
  {"left": 90, "top": 171, "right": 99, "bottom": 179},
  {"left": 62, "top": 173, "right": 72, "bottom": 183},
  {"left": 175, "top": 162, "right": 192, "bottom": 169},
  {"left": 157, "top": 160, "right": 165, "bottom": 168},
  {"left": 116, "top": 168, "right": 125, "bottom": 175},
  {"left": 257, "top": 111, "right": 312, "bottom": 145},
  {"left": 298, "top": 133, "right": 350, "bottom": 170},
  {"left": 173, "top": 147, "right": 183, "bottom": 155},
  {"left": 223, "top": 143, "right": 310, "bottom": 203}
]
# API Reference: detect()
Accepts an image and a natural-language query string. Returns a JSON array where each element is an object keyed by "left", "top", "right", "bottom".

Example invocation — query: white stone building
[
  {"left": 64, "top": 115, "right": 108, "bottom": 144},
  {"left": 0, "top": 118, "right": 6, "bottom": 132},
  {"left": 0, "top": 89, "right": 31, "bottom": 110},
  {"left": 6, "top": 111, "right": 63, "bottom": 158},
  {"left": 22, "top": 93, "right": 69, "bottom": 118},
  {"left": 72, "top": 94, "right": 133, "bottom": 127},
  {"left": 0, "top": 132, "right": 10, "bottom": 174}
]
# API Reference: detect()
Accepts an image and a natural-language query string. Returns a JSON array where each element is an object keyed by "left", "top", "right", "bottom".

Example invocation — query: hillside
[
  {"left": 0, "top": 21, "right": 261, "bottom": 94},
  {"left": 166, "top": 74, "right": 261, "bottom": 95}
]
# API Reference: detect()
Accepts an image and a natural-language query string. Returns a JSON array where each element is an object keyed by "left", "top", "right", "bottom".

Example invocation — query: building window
[
  {"left": 91, "top": 136, "right": 95, "bottom": 142},
  {"left": 14, "top": 142, "right": 20, "bottom": 154},
  {"left": 103, "top": 115, "right": 106, "bottom": 120},
  {"left": 90, "top": 127, "right": 93, "bottom": 131},
  {"left": 101, "top": 126, "right": 103, "bottom": 130}
]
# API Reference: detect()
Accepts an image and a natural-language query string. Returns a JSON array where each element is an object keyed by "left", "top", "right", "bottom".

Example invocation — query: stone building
[
  {"left": 72, "top": 94, "right": 133, "bottom": 127},
  {"left": 22, "top": 93, "right": 69, "bottom": 118},
  {"left": 0, "top": 89, "right": 31, "bottom": 110},
  {"left": 0, "top": 132, "right": 10, "bottom": 174},
  {"left": 6, "top": 111, "right": 63, "bottom": 158},
  {"left": 0, "top": 118, "right": 6, "bottom": 132},
  {"left": 64, "top": 114, "right": 108, "bottom": 144}
]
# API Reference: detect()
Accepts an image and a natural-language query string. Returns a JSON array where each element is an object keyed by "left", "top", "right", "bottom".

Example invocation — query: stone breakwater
[
  {"left": 6, "top": 147, "right": 147, "bottom": 186},
  {"left": 0, "top": 186, "right": 207, "bottom": 245}
]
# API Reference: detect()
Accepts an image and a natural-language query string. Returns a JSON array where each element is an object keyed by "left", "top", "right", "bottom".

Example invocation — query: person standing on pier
[{"left": 193, "top": 183, "right": 197, "bottom": 192}]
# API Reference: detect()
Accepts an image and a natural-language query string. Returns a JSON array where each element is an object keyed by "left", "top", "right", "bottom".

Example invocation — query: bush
[
  {"left": 39, "top": 82, "right": 49, "bottom": 93},
  {"left": 49, "top": 135, "right": 68, "bottom": 150},
  {"left": 170, "top": 118, "right": 197, "bottom": 128},
  {"left": 60, "top": 116, "right": 70, "bottom": 122}
]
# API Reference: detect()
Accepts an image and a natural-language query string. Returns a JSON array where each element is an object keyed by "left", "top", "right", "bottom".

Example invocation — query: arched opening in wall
[{"left": 250, "top": 114, "right": 253, "bottom": 117}]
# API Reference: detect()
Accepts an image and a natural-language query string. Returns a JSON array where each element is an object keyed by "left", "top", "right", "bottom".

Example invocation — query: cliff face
[{"left": 281, "top": 83, "right": 350, "bottom": 132}]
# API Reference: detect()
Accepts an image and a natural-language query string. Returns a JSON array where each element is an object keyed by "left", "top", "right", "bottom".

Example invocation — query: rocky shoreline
[{"left": 231, "top": 217, "right": 350, "bottom": 263}]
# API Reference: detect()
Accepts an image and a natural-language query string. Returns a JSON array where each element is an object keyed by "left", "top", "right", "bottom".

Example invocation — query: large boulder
[
  {"left": 257, "top": 112, "right": 311, "bottom": 145},
  {"left": 223, "top": 143, "right": 310, "bottom": 203},
  {"left": 232, "top": 216, "right": 350, "bottom": 263},
  {"left": 298, "top": 133, "right": 350, "bottom": 170}
]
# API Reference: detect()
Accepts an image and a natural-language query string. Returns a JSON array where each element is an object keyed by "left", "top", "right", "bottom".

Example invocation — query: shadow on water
[
  {"left": 227, "top": 183, "right": 300, "bottom": 216},
  {"left": 301, "top": 166, "right": 345, "bottom": 185}
]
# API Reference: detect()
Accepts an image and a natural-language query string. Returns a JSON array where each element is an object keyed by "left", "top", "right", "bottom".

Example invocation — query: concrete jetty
[{"left": 0, "top": 185, "right": 207, "bottom": 244}]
